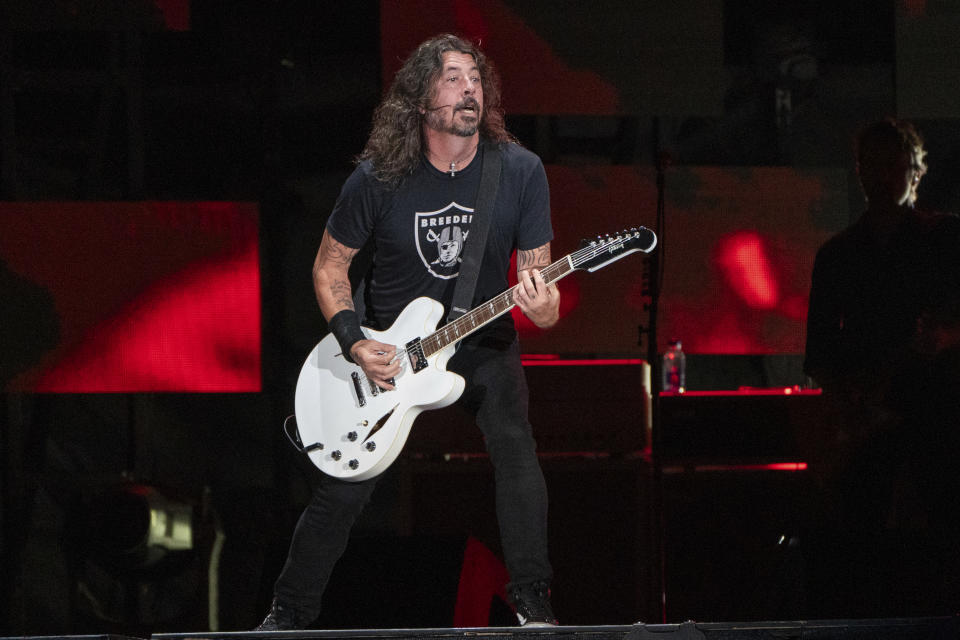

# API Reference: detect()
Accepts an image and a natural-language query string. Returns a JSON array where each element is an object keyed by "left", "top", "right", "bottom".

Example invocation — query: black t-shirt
[
  {"left": 804, "top": 208, "right": 960, "bottom": 389},
  {"left": 326, "top": 141, "right": 553, "bottom": 337}
]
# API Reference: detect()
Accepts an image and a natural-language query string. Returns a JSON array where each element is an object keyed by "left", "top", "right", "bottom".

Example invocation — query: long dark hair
[{"left": 358, "top": 34, "right": 516, "bottom": 185}]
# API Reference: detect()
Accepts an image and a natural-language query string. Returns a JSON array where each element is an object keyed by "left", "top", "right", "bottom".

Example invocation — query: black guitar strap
[{"left": 446, "top": 142, "right": 502, "bottom": 323}]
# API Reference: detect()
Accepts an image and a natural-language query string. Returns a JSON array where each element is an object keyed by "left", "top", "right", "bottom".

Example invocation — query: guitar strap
[{"left": 446, "top": 141, "right": 502, "bottom": 323}]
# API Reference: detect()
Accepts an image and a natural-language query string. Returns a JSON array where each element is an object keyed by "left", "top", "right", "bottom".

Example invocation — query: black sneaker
[
  {"left": 255, "top": 598, "right": 308, "bottom": 631},
  {"left": 507, "top": 581, "right": 558, "bottom": 627}
]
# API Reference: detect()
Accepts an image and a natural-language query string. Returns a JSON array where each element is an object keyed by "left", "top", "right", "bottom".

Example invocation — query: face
[
  {"left": 901, "top": 148, "right": 925, "bottom": 206},
  {"left": 423, "top": 51, "right": 483, "bottom": 137},
  {"left": 859, "top": 147, "right": 925, "bottom": 207},
  {"left": 438, "top": 239, "right": 460, "bottom": 264}
]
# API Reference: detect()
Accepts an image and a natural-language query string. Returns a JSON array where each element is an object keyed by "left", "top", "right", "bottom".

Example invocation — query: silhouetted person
[{"left": 804, "top": 119, "right": 960, "bottom": 616}]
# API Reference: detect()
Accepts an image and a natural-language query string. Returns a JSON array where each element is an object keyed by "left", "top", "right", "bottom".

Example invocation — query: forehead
[
  {"left": 439, "top": 51, "right": 477, "bottom": 72},
  {"left": 860, "top": 139, "right": 913, "bottom": 167}
]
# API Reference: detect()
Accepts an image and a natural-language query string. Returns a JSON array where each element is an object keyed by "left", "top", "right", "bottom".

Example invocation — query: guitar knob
[
  {"left": 348, "top": 459, "right": 359, "bottom": 470},
  {"left": 347, "top": 431, "right": 358, "bottom": 442},
  {"left": 331, "top": 450, "right": 342, "bottom": 461},
  {"left": 365, "top": 441, "right": 376, "bottom": 452}
]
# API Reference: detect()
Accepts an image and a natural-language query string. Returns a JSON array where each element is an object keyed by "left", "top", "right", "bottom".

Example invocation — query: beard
[{"left": 424, "top": 98, "right": 481, "bottom": 137}]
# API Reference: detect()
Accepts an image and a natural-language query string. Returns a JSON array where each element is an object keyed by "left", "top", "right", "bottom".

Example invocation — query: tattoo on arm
[
  {"left": 318, "top": 232, "right": 360, "bottom": 266},
  {"left": 313, "top": 231, "right": 360, "bottom": 314},
  {"left": 517, "top": 243, "right": 552, "bottom": 272},
  {"left": 330, "top": 279, "right": 354, "bottom": 311}
]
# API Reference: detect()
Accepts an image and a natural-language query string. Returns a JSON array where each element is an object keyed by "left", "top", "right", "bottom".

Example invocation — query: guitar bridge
[
  {"left": 406, "top": 337, "right": 428, "bottom": 372},
  {"left": 368, "top": 377, "right": 395, "bottom": 396}
]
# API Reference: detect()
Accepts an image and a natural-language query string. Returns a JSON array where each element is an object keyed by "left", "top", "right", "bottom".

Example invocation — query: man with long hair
[{"left": 257, "top": 34, "right": 560, "bottom": 629}]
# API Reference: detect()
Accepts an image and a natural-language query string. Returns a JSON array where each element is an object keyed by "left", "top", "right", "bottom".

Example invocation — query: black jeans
[{"left": 272, "top": 335, "right": 551, "bottom": 621}]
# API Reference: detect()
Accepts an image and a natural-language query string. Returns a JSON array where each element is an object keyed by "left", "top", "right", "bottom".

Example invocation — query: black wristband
[{"left": 328, "top": 309, "right": 366, "bottom": 363}]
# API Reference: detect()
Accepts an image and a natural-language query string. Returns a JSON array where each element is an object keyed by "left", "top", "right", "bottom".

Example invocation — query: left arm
[{"left": 513, "top": 242, "right": 560, "bottom": 329}]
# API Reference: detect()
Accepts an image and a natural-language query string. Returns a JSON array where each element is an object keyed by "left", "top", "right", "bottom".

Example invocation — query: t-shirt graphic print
[{"left": 414, "top": 201, "right": 474, "bottom": 279}]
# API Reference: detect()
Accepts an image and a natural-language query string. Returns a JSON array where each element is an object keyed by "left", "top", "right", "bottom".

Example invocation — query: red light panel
[{"left": 0, "top": 202, "right": 260, "bottom": 392}]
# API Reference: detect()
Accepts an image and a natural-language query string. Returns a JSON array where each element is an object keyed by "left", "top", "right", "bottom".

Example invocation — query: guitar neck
[
  {"left": 417, "top": 227, "right": 656, "bottom": 358},
  {"left": 421, "top": 256, "right": 573, "bottom": 358}
]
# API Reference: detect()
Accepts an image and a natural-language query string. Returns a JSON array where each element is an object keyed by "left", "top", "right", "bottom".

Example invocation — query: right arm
[
  {"left": 313, "top": 229, "right": 401, "bottom": 388},
  {"left": 312, "top": 229, "right": 360, "bottom": 318}
]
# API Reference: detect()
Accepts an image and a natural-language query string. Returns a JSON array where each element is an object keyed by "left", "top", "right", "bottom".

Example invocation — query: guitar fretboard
[{"left": 421, "top": 257, "right": 573, "bottom": 358}]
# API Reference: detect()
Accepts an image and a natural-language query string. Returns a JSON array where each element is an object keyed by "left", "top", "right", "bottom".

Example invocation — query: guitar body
[{"left": 294, "top": 297, "right": 463, "bottom": 481}]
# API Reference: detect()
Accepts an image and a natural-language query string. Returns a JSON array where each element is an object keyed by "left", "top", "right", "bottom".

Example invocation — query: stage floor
[
  {"left": 10, "top": 618, "right": 957, "bottom": 640},
  {"left": 155, "top": 618, "right": 960, "bottom": 639}
]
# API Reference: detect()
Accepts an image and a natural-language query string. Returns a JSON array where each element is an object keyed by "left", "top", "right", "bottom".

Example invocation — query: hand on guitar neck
[{"left": 513, "top": 268, "right": 560, "bottom": 329}]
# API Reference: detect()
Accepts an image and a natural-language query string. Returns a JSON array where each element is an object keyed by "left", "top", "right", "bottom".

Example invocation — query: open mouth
[{"left": 457, "top": 100, "right": 479, "bottom": 115}]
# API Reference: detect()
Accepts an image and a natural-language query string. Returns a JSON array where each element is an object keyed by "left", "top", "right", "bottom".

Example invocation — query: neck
[
  {"left": 862, "top": 201, "right": 914, "bottom": 243},
  {"left": 424, "top": 131, "right": 481, "bottom": 176},
  {"left": 864, "top": 200, "right": 912, "bottom": 220}
]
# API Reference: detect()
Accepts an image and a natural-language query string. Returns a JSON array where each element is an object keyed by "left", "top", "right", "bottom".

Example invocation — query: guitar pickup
[
  {"left": 350, "top": 371, "right": 366, "bottom": 407},
  {"left": 406, "top": 337, "right": 428, "bottom": 372}
]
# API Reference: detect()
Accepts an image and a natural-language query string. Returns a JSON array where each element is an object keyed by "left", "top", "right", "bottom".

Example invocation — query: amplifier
[{"left": 657, "top": 389, "right": 824, "bottom": 461}]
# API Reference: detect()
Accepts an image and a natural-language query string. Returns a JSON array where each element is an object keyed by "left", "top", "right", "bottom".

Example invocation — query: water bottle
[{"left": 662, "top": 339, "right": 686, "bottom": 393}]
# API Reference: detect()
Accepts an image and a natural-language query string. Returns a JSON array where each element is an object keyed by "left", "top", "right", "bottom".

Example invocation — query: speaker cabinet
[{"left": 659, "top": 464, "right": 811, "bottom": 622}]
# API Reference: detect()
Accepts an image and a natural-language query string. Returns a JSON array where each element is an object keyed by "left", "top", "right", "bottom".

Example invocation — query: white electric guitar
[{"left": 291, "top": 227, "right": 657, "bottom": 481}]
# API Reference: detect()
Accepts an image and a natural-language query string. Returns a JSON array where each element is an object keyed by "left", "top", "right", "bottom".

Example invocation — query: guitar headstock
[{"left": 573, "top": 227, "right": 657, "bottom": 273}]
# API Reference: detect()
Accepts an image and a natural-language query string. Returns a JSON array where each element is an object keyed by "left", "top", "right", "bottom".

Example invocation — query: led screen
[
  {"left": 0, "top": 202, "right": 260, "bottom": 392},
  {"left": 511, "top": 166, "right": 848, "bottom": 355}
]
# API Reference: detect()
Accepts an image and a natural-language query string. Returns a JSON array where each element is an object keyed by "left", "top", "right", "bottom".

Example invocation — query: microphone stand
[{"left": 641, "top": 116, "right": 669, "bottom": 622}]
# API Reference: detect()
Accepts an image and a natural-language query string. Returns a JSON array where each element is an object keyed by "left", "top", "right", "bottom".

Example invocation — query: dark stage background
[{"left": 3, "top": 0, "right": 960, "bottom": 635}]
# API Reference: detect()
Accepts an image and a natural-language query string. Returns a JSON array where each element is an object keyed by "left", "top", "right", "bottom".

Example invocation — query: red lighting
[
  {"left": 453, "top": 536, "right": 509, "bottom": 627},
  {"left": 666, "top": 462, "right": 808, "bottom": 473},
  {"left": 509, "top": 252, "right": 581, "bottom": 338},
  {"left": 35, "top": 244, "right": 260, "bottom": 392},
  {"left": 764, "top": 462, "right": 808, "bottom": 471},
  {"left": 1, "top": 202, "right": 261, "bottom": 393},
  {"left": 661, "top": 388, "right": 821, "bottom": 397},
  {"left": 715, "top": 231, "right": 779, "bottom": 310},
  {"left": 521, "top": 357, "right": 646, "bottom": 366},
  {"left": 153, "top": 0, "right": 190, "bottom": 30}
]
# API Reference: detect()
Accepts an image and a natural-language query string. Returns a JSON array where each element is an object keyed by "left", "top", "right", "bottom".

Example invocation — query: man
[
  {"left": 257, "top": 34, "right": 560, "bottom": 629},
  {"left": 803, "top": 118, "right": 960, "bottom": 616}
]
